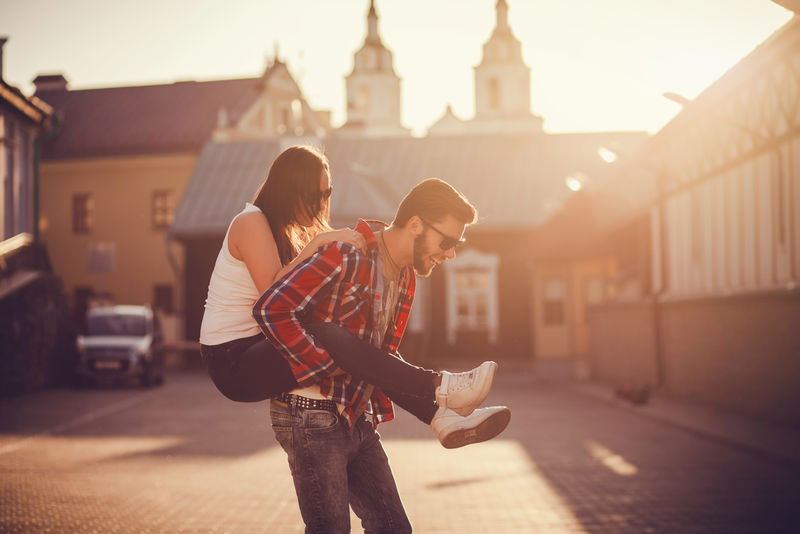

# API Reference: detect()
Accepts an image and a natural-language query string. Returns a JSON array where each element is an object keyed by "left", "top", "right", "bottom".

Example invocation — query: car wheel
[
  {"left": 142, "top": 363, "right": 165, "bottom": 387},
  {"left": 141, "top": 364, "right": 155, "bottom": 388}
]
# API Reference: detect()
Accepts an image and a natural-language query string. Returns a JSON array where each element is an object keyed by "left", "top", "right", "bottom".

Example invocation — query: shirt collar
[
  {"left": 354, "top": 219, "right": 386, "bottom": 254},
  {"left": 355, "top": 219, "right": 415, "bottom": 281}
]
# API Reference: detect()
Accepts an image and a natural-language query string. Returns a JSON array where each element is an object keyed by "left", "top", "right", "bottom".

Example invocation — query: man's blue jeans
[{"left": 270, "top": 399, "right": 412, "bottom": 534}]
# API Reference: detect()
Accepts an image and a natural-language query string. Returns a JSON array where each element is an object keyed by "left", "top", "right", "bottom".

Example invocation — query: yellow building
[
  {"left": 587, "top": 13, "right": 800, "bottom": 425},
  {"left": 35, "top": 60, "right": 325, "bottom": 339}
]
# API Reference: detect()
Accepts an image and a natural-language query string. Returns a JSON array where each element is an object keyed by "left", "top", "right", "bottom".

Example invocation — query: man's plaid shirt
[{"left": 252, "top": 219, "right": 416, "bottom": 427}]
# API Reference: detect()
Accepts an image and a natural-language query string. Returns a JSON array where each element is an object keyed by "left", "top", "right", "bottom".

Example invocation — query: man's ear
[{"left": 408, "top": 215, "right": 424, "bottom": 237}]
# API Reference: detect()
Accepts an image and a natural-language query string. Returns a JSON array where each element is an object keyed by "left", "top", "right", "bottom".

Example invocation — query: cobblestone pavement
[{"left": 1, "top": 369, "right": 798, "bottom": 533}]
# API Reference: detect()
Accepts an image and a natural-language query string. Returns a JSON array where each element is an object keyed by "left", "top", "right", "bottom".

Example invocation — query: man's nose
[{"left": 443, "top": 247, "right": 456, "bottom": 260}]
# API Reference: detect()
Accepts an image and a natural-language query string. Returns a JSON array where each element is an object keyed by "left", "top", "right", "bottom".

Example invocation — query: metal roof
[
  {"left": 169, "top": 130, "right": 647, "bottom": 239},
  {"left": 169, "top": 140, "right": 282, "bottom": 239}
]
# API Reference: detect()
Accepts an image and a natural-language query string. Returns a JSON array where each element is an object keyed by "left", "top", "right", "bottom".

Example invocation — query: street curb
[{"left": 562, "top": 382, "right": 800, "bottom": 469}]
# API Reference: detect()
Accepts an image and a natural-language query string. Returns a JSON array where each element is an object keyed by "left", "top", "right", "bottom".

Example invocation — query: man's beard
[{"left": 412, "top": 231, "right": 435, "bottom": 277}]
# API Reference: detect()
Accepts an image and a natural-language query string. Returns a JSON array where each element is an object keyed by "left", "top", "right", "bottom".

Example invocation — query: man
[{"left": 254, "top": 178, "right": 511, "bottom": 533}]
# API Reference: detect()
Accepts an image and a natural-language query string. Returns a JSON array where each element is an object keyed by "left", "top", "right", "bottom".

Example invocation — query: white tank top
[{"left": 199, "top": 203, "right": 263, "bottom": 345}]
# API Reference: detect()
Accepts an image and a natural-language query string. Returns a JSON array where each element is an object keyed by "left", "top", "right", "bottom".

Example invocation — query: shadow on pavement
[{"left": 490, "top": 370, "right": 800, "bottom": 533}]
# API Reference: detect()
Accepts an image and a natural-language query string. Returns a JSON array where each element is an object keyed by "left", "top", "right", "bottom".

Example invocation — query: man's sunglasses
[
  {"left": 420, "top": 218, "right": 466, "bottom": 251},
  {"left": 305, "top": 187, "right": 333, "bottom": 204}
]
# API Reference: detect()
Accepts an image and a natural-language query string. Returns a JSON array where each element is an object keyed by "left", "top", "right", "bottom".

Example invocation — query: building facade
[
  {"left": 1, "top": 38, "right": 52, "bottom": 240},
  {"left": 588, "top": 15, "right": 800, "bottom": 425},
  {"left": 1, "top": 38, "right": 74, "bottom": 396}
]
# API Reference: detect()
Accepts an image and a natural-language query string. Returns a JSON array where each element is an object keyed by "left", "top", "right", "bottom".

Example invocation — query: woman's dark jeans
[{"left": 201, "top": 322, "right": 439, "bottom": 424}]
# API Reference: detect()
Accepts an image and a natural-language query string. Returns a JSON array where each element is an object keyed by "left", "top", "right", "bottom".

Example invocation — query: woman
[{"left": 199, "top": 145, "right": 506, "bottom": 448}]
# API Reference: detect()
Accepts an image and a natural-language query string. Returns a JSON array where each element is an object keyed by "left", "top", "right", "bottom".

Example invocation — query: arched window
[{"left": 444, "top": 249, "right": 500, "bottom": 344}]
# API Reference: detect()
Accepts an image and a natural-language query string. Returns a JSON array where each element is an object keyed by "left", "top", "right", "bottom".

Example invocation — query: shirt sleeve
[{"left": 252, "top": 242, "right": 346, "bottom": 387}]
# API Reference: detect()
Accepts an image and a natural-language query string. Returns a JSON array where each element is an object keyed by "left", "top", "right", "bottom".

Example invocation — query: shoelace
[{"left": 448, "top": 370, "right": 477, "bottom": 391}]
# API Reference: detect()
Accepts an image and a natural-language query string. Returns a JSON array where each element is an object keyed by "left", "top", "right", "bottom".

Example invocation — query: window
[
  {"left": 775, "top": 154, "right": 787, "bottom": 247},
  {"left": 489, "top": 78, "right": 501, "bottom": 109},
  {"left": 73, "top": 193, "right": 93, "bottom": 234},
  {"left": 362, "top": 49, "right": 375, "bottom": 69},
  {"left": 583, "top": 278, "right": 604, "bottom": 324},
  {"left": 358, "top": 86, "right": 370, "bottom": 116},
  {"left": 152, "top": 190, "right": 175, "bottom": 230},
  {"left": 691, "top": 189, "right": 702, "bottom": 264},
  {"left": 153, "top": 284, "right": 174, "bottom": 314},
  {"left": 278, "top": 107, "right": 290, "bottom": 134},
  {"left": 543, "top": 278, "right": 566, "bottom": 325},
  {"left": 454, "top": 271, "right": 490, "bottom": 330},
  {"left": 585, "top": 278, "right": 604, "bottom": 306},
  {"left": 444, "top": 250, "right": 499, "bottom": 344}
]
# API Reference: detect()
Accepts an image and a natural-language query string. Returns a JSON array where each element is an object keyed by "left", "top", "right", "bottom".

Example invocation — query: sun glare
[
  {"left": 597, "top": 147, "right": 619, "bottom": 163},
  {"left": 565, "top": 174, "right": 585, "bottom": 192},
  {"left": 586, "top": 440, "right": 638, "bottom": 476}
]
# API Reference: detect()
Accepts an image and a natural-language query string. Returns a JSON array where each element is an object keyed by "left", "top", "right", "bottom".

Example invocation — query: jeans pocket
[
  {"left": 303, "top": 409, "right": 340, "bottom": 433},
  {"left": 270, "top": 409, "right": 300, "bottom": 429}
]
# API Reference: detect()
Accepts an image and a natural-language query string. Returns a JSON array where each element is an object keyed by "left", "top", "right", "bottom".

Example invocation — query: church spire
[
  {"left": 471, "top": 0, "right": 543, "bottom": 132},
  {"left": 495, "top": 0, "right": 510, "bottom": 33},
  {"left": 366, "top": 0, "right": 380, "bottom": 44},
  {"left": 342, "top": 0, "right": 408, "bottom": 137}
]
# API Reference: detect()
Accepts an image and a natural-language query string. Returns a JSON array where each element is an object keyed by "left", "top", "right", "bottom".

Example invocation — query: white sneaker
[
  {"left": 431, "top": 406, "right": 511, "bottom": 449},
  {"left": 436, "top": 361, "right": 498, "bottom": 416}
]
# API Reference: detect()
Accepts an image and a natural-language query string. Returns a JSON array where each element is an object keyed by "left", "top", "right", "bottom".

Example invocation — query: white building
[
  {"left": 340, "top": 0, "right": 409, "bottom": 138},
  {"left": 428, "top": 0, "right": 544, "bottom": 136}
]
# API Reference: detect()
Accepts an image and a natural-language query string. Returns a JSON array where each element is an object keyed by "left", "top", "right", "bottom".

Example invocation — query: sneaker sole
[
  {"left": 451, "top": 361, "right": 498, "bottom": 417},
  {"left": 440, "top": 408, "right": 511, "bottom": 449}
]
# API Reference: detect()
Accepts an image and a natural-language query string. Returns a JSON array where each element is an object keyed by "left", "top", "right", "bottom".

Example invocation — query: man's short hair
[{"left": 392, "top": 178, "right": 477, "bottom": 228}]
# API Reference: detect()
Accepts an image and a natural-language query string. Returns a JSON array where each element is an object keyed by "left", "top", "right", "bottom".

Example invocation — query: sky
[{"left": 0, "top": 0, "right": 794, "bottom": 136}]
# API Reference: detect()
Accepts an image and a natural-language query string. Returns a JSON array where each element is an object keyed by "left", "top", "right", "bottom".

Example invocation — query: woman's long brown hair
[{"left": 252, "top": 145, "right": 331, "bottom": 265}]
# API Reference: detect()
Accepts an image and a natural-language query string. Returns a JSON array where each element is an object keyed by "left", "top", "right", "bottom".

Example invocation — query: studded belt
[{"left": 273, "top": 392, "right": 339, "bottom": 414}]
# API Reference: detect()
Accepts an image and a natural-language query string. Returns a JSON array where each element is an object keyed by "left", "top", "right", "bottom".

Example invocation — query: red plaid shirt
[{"left": 253, "top": 219, "right": 416, "bottom": 427}]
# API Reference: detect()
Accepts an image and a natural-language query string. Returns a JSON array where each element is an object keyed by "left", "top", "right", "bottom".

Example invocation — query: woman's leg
[
  {"left": 203, "top": 335, "right": 298, "bottom": 402},
  {"left": 381, "top": 388, "right": 438, "bottom": 425},
  {"left": 306, "top": 322, "right": 439, "bottom": 400},
  {"left": 203, "top": 325, "right": 441, "bottom": 425},
  {"left": 204, "top": 333, "right": 438, "bottom": 424}
]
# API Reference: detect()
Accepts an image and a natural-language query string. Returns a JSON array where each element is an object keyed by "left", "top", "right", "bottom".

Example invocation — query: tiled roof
[
  {"left": 36, "top": 77, "right": 265, "bottom": 159},
  {"left": 169, "top": 131, "right": 647, "bottom": 239}
]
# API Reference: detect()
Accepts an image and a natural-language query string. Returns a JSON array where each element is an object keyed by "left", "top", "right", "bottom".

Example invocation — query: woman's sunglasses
[
  {"left": 420, "top": 218, "right": 466, "bottom": 251},
  {"left": 305, "top": 187, "right": 333, "bottom": 205}
]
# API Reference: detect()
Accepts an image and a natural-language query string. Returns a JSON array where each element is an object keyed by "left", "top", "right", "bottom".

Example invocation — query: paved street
[{"left": 1, "top": 368, "right": 798, "bottom": 533}]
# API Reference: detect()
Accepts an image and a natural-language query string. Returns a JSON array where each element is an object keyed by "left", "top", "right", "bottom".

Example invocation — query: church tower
[
  {"left": 472, "top": 0, "right": 543, "bottom": 133},
  {"left": 342, "top": 0, "right": 408, "bottom": 137}
]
